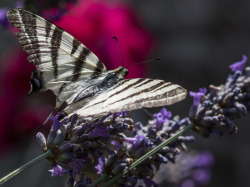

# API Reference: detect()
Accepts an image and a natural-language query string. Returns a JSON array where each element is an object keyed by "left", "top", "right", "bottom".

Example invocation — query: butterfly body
[{"left": 7, "top": 8, "right": 187, "bottom": 121}]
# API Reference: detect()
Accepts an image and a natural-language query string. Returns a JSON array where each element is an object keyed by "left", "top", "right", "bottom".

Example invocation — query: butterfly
[{"left": 6, "top": 8, "right": 187, "bottom": 122}]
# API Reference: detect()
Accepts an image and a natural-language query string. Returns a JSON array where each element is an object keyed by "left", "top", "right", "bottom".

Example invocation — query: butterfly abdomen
[{"left": 73, "top": 86, "right": 99, "bottom": 103}]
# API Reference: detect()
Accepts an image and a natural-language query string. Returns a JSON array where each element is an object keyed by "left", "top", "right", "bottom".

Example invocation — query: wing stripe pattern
[
  {"left": 71, "top": 38, "right": 81, "bottom": 55},
  {"left": 72, "top": 78, "right": 187, "bottom": 118},
  {"left": 108, "top": 81, "right": 168, "bottom": 106},
  {"left": 68, "top": 79, "right": 144, "bottom": 111},
  {"left": 7, "top": 9, "right": 107, "bottom": 100},
  {"left": 85, "top": 79, "right": 146, "bottom": 109},
  {"left": 154, "top": 83, "right": 173, "bottom": 92},
  {"left": 108, "top": 78, "right": 146, "bottom": 98},
  {"left": 20, "top": 10, "right": 36, "bottom": 36},
  {"left": 51, "top": 27, "right": 63, "bottom": 79},
  {"left": 72, "top": 48, "right": 91, "bottom": 81},
  {"left": 45, "top": 21, "right": 52, "bottom": 41},
  {"left": 134, "top": 79, "right": 154, "bottom": 89},
  {"left": 96, "top": 60, "right": 106, "bottom": 72}
]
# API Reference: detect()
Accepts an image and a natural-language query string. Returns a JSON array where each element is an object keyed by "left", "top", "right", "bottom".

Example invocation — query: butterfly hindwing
[
  {"left": 6, "top": 8, "right": 106, "bottom": 99},
  {"left": 65, "top": 78, "right": 187, "bottom": 118}
]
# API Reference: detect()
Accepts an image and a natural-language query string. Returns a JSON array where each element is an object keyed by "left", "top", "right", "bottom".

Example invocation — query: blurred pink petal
[{"left": 53, "top": 0, "right": 153, "bottom": 78}]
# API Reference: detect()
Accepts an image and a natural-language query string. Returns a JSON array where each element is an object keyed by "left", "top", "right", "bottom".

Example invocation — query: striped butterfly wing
[
  {"left": 6, "top": 9, "right": 106, "bottom": 99},
  {"left": 66, "top": 78, "right": 187, "bottom": 118}
]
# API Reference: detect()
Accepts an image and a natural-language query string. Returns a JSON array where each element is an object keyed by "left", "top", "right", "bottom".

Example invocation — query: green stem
[
  {"left": 90, "top": 124, "right": 194, "bottom": 187},
  {"left": 0, "top": 150, "right": 52, "bottom": 186}
]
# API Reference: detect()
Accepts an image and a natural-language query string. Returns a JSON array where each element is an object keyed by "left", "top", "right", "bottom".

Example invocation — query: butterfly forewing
[{"left": 6, "top": 8, "right": 106, "bottom": 100}]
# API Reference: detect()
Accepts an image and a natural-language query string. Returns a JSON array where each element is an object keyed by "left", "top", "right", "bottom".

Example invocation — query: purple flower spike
[
  {"left": 95, "top": 157, "right": 104, "bottom": 174},
  {"left": 125, "top": 135, "right": 144, "bottom": 145},
  {"left": 50, "top": 114, "right": 63, "bottom": 132},
  {"left": 111, "top": 140, "right": 122, "bottom": 149},
  {"left": 153, "top": 108, "right": 172, "bottom": 129},
  {"left": 88, "top": 125, "right": 109, "bottom": 138},
  {"left": 189, "top": 91, "right": 205, "bottom": 107},
  {"left": 199, "top": 88, "right": 207, "bottom": 94},
  {"left": 114, "top": 111, "right": 127, "bottom": 118},
  {"left": 49, "top": 165, "right": 67, "bottom": 177},
  {"left": 229, "top": 55, "right": 247, "bottom": 72}
]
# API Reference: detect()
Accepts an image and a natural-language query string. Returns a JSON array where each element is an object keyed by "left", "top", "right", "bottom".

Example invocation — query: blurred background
[{"left": 0, "top": 0, "right": 250, "bottom": 186}]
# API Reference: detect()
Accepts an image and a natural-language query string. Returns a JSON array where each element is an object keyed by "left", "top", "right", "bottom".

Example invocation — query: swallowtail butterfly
[{"left": 6, "top": 9, "right": 187, "bottom": 121}]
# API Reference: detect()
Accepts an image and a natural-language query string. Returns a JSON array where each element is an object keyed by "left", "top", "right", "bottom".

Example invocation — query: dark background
[{"left": 1, "top": 0, "right": 250, "bottom": 186}]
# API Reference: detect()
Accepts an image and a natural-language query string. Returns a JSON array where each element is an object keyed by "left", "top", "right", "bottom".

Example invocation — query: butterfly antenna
[
  {"left": 112, "top": 36, "right": 124, "bottom": 67},
  {"left": 125, "top": 57, "right": 160, "bottom": 68}
]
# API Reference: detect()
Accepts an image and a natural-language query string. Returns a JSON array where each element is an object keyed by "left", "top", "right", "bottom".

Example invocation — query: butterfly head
[{"left": 114, "top": 66, "right": 128, "bottom": 80}]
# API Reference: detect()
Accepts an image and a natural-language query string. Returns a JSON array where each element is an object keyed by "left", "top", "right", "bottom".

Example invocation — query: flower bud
[
  {"left": 47, "top": 130, "right": 57, "bottom": 147},
  {"left": 72, "top": 126, "right": 85, "bottom": 136},
  {"left": 234, "top": 102, "right": 247, "bottom": 114},
  {"left": 59, "top": 142, "right": 73, "bottom": 152},
  {"left": 223, "top": 92, "right": 234, "bottom": 103},
  {"left": 36, "top": 132, "right": 47, "bottom": 149},
  {"left": 65, "top": 122, "right": 74, "bottom": 134},
  {"left": 112, "top": 163, "right": 127, "bottom": 175},
  {"left": 156, "top": 153, "right": 168, "bottom": 163},
  {"left": 80, "top": 141, "right": 91, "bottom": 149},
  {"left": 124, "top": 158, "right": 133, "bottom": 165},
  {"left": 54, "top": 130, "right": 66, "bottom": 146},
  {"left": 58, "top": 152, "right": 76, "bottom": 163},
  {"left": 133, "top": 148, "right": 145, "bottom": 158},
  {"left": 106, "top": 154, "right": 118, "bottom": 166}
]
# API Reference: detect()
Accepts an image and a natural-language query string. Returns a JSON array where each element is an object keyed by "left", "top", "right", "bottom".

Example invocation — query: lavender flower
[
  {"left": 153, "top": 108, "right": 172, "bottom": 129},
  {"left": 95, "top": 157, "right": 104, "bottom": 174},
  {"left": 34, "top": 55, "right": 250, "bottom": 186},
  {"left": 96, "top": 111, "right": 194, "bottom": 186},
  {"left": 36, "top": 109, "right": 194, "bottom": 186},
  {"left": 49, "top": 165, "right": 68, "bottom": 177},
  {"left": 189, "top": 56, "right": 250, "bottom": 137},
  {"left": 229, "top": 55, "right": 247, "bottom": 72}
]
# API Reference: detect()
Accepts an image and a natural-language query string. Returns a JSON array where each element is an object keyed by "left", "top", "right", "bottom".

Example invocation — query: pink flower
[
  {"left": 53, "top": 0, "right": 153, "bottom": 78},
  {"left": 0, "top": 48, "right": 53, "bottom": 155}
]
